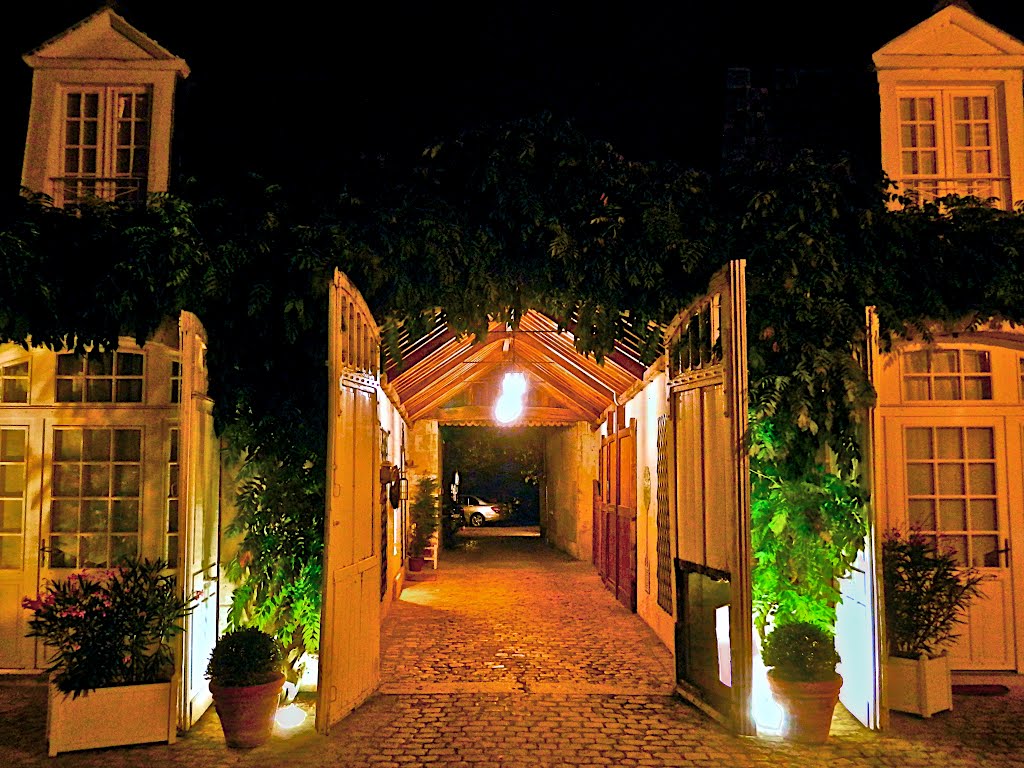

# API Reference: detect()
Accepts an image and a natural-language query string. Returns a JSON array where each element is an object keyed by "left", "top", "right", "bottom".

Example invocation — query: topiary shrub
[
  {"left": 206, "top": 627, "right": 283, "bottom": 687},
  {"left": 761, "top": 621, "right": 840, "bottom": 682}
]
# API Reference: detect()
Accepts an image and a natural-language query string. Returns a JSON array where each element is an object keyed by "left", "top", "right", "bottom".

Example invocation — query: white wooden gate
[
  {"left": 317, "top": 269, "right": 382, "bottom": 734},
  {"left": 666, "top": 261, "right": 753, "bottom": 735},
  {"left": 177, "top": 311, "right": 220, "bottom": 729}
]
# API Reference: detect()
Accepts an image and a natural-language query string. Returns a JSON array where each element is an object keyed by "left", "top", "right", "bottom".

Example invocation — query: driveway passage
[{"left": 3, "top": 527, "right": 1024, "bottom": 768}]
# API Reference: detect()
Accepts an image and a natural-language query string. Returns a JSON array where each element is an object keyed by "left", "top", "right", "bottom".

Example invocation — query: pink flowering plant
[{"left": 22, "top": 556, "right": 199, "bottom": 697}]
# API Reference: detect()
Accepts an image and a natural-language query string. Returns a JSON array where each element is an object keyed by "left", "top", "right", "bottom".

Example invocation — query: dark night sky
[{"left": 5, "top": 1, "right": 1024, "bottom": 190}]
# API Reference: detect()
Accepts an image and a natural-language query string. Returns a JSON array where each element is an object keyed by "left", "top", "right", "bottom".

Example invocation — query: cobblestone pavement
[{"left": 3, "top": 527, "right": 1024, "bottom": 767}]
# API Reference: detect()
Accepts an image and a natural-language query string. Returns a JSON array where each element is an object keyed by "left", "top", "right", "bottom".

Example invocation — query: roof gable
[
  {"left": 24, "top": 8, "right": 188, "bottom": 75},
  {"left": 874, "top": 5, "right": 1024, "bottom": 61}
]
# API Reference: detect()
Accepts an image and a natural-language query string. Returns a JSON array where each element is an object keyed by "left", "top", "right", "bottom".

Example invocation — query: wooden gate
[
  {"left": 667, "top": 261, "right": 753, "bottom": 735},
  {"left": 317, "top": 270, "right": 382, "bottom": 734},
  {"left": 177, "top": 311, "right": 220, "bottom": 729},
  {"left": 596, "top": 413, "right": 637, "bottom": 611}
]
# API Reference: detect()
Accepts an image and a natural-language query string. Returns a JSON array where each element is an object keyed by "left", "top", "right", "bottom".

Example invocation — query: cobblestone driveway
[{"left": 3, "top": 527, "right": 1023, "bottom": 767}]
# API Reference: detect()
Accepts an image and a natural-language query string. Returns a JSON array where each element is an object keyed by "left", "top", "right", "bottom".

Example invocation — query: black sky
[{"left": 5, "top": 1, "right": 1024, "bottom": 190}]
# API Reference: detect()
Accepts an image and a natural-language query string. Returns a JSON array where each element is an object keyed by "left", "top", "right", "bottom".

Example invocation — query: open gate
[
  {"left": 666, "top": 261, "right": 753, "bottom": 735},
  {"left": 317, "top": 270, "right": 382, "bottom": 734},
  {"left": 177, "top": 311, "right": 220, "bottom": 729}
]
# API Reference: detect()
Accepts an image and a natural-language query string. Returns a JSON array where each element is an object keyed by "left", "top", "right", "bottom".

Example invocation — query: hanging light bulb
[
  {"left": 494, "top": 391, "right": 523, "bottom": 423},
  {"left": 501, "top": 371, "right": 528, "bottom": 398}
]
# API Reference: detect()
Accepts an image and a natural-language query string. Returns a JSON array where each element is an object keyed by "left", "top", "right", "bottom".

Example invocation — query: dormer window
[
  {"left": 57, "top": 87, "right": 150, "bottom": 206},
  {"left": 897, "top": 89, "right": 1008, "bottom": 208}
]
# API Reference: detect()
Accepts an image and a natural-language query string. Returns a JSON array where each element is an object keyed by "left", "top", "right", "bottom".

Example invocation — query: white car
[{"left": 459, "top": 495, "right": 505, "bottom": 527}]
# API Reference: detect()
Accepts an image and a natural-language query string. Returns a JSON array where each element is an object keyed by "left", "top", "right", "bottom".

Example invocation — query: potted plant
[
  {"left": 761, "top": 620, "right": 843, "bottom": 744},
  {"left": 881, "top": 528, "right": 985, "bottom": 717},
  {"left": 206, "top": 626, "right": 285, "bottom": 748},
  {"left": 407, "top": 475, "right": 440, "bottom": 572},
  {"left": 22, "top": 556, "right": 198, "bottom": 756}
]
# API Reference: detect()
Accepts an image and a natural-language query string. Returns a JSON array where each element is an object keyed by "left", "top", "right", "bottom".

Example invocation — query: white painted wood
[
  {"left": 177, "top": 311, "right": 219, "bottom": 729},
  {"left": 886, "top": 654, "right": 952, "bottom": 717},
  {"left": 317, "top": 270, "right": 381, "bottom": 734},
  {"left": 47, "top": 678, "right": 177, "bottom": 756}
]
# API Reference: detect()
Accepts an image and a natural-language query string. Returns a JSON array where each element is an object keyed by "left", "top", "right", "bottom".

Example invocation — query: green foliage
[
  {"left": 22, "top": 557, "right": 197, "bottom": 696},
  {"left": 882, "top": 529, "right": 985, "bottom": 659},
  {"left": 222, "top": 445, "right": 324, "bottom": 676},
  {"left": 408, "top": 476, "right": 440, "bottom": 557},
  {"left": 761, "top": 621, "right": 840, "bottom": 682},
  {"left": 206, "top": 627, "right": 283, "bottom": 687},
  {"left": 750, "top": 418, "right": 869, "bottom": 638}
]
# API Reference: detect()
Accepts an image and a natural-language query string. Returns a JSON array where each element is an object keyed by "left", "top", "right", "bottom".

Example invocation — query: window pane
[
  {"left": 953, "top": 96, "right": 969, "bottom": 120},
  {"left": 115, "top": 380, "right": 143, "bottom": 403},
  {"left": 81, "top": 500, "right": 108, "bottom": 532},
  {"left": 2, "top": 379, "right": 28, "bottom": 403},
  {"left": 166, "top": 499, "right": 178, "bottom": 534},
  {"left": 86, "top": 380, "right": 113, "bottom": 402},
  {"left": 970, "top": 499, "right": 998, "bottom": 531},
  {"left": 909, "top": 499, "right": 936, "bottom": 530},
  {"left": 83, "top": 430, "right": 111, "bottom": 461},
  {"left": 116, "top": 353, "right": 143, "bottom": 376},
  {"left": 966, "top": 428, "right": 994, "bottom": 459},
  {"left": 976, "top": 536, "right": 1000, "bottom": 567},
  {"left": 904, "top": 351, "right": 929, "bottom": 374},
  {"left": 931, "top": 351, "right": 959, "bottom": 373},
  {"left": 969, "top": 463, "right": 996, "bottom": 495},
  {"left": 84, "top": 94, "right": 98, "bottom": 117},
  {"left": 938, "top": 463, "right": 966, "bottom": 495},
  {"left": 919, "top": 98, "right": 934, "bottom": 121},
  {"left": 55, "top": 379, "right": 81, "bottom": 402},
  {"left": 921, "top": 151, "right": 938, "bottom": 175},
  {"left": 50, "top": 536, "right": 77, "bottom": 568},
  {"left": 0, "top": 465, "right": 24, "bottom": 496},
  {"left": 907, "top": 464, "right": 935, "bottom": 495},
  {"left": 83, "top": 465, "right": 109, "bottom": 497},
  {"left": 52, "top": 465, "right": 80, "bottom": 497},
  {"left": 113, "top": 430, "right": 141, "bottom": 461},
  {"left": 83, "top": 121, "right": 97, "bottom": 146},
  {"left": 54, "top": 430, "right": 82, "bottom": 461},
  {"left": 955, "top": 123, "right": 970, "bottom": 148},
  {"left": 56, "top": 355, "right": 82, "bottom": 375},
  {"left": 933, "top": 377, "right": 961, "bottom": 399},
  {"left": 0, "top": 499, "right": 22, "bottom": 533},
  {"left": 111, "top": 536, "right": 137, "bottom": 564},
  {"left": 112, "top": 465, "right": 140, "bottom": 497},
  {"left": 900, "top": 98, "right": 915, "bottom": 121},
  {"left": 904, "top": 378, "right": 930, "bottom": 400},
  {"left": 972, "top": 96, "right": 989, "bottom": 119},
  {"left": 66, "top": 94, "right": 81, "bottom": 118},
  {"left": 939, "top": 499, "right": 967, "bottom": 531},
  {"left": 0, "top": 537, "right": 20, "bottom": 569},
  {"left": 963, "top": 377, "right": 992, "bottom": 400},
  {"left": 80, "top": 535, "right": 107, "bottom": 568},
  {"left": 51, "top": 500, "right": 79, "bottom": 532},
  {"left": 906, "top": 428, "right": 933, "bottom": 459},
  {"left": 939, "top": 535, "right": 968, "bottom": 565},
  {"left": 111, "top": 499, "right": 139, "bottom": 532},
  {"left": 87, "top": 354, "right": 112, "bottom": 376},
  {"left": 0, "top": 431, "right": 24, "bottom": 462},
  {"left": 935, "top": 428, "right": 962, "bottom": 459}
]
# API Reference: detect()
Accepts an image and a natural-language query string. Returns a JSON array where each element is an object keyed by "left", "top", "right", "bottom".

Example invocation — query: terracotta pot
[
  {"left": 767, "top": 670, "right": 843, "bottom": 744},
  {"left": 408, "top": 556, "right": 425, "bottom": 572},
  {"left": 210, "top": 672, "right": 284, "bottom": 748}
]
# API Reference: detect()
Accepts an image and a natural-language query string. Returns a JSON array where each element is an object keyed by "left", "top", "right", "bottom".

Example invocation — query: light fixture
[
  {"left": 275, "top": 703, "right": 307, "bottom": 729},
  {"left": 399, "top": 476, "right": 409, "bottom": 501},
  {"left": 493, "top": 330, "right": 528, "bottom": 424}
]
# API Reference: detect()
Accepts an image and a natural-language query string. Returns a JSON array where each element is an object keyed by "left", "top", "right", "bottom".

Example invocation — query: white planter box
[
  {"left": 886, "top": 654, "right": 952, "bottom": 717},
  {"left": 47, "top": 677, "right": 177, "bottom": 756}
]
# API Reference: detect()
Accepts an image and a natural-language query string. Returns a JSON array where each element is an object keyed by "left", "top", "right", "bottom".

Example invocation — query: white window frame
[
  {"left": 54, "top": 86, "right": 151, "bottom": 206},
  {"left": 895, "top": 87, "right": 1009, "bottom": 209}
]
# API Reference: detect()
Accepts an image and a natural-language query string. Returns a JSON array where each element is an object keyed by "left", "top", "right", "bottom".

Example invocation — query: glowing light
[
  {"left": 494, "top": 370, "right": 527, "bottom": 423},
  {"left": 502, "top": 371, "right": 527, "bottom": 397},
  {"left": 494, "top": 392, "right": 523, "bottom": 423},
  {"left": 751, "top": 627, "right": 784, "bottom": 735},
  {"left": 275, "top": 704, "right": 307, "bottom": 729}
]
